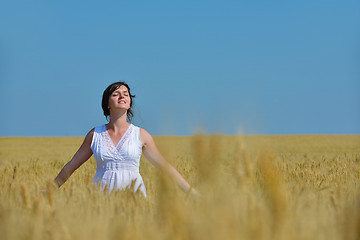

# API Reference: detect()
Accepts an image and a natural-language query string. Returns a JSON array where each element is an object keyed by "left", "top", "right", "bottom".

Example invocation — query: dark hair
[{"left": 102, "top": 82, "right": 135, "bottom": 121}]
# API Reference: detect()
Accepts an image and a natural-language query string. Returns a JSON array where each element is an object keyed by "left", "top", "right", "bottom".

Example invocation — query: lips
[{"left": 118, "top": 100, "right": 126, "bottom": 104}]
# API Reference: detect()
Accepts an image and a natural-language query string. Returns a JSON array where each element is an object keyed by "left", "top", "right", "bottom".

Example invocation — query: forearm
[
  {"left": 54, "top": 162, "right": 73, "bottom": 188},
  {"left": 165, "top": 164, "right": 198, "bottom": 195}
]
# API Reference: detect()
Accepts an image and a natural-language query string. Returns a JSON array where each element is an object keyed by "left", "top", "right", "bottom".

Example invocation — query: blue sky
[{"left": 1, "top": 0, "right": 359, "bottom": 136}]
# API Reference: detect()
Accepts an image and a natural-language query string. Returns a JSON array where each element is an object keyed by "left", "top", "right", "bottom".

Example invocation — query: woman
[{"left": 54, "top": 81, "right": 198, "bottom": 198}]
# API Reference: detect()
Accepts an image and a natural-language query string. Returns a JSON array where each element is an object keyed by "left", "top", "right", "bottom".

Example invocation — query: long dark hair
[{"left": 102, "top": 82, "right": 135, "bottom": 121}]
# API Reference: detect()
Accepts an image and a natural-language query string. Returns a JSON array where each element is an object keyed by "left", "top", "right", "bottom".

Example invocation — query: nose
[{"left": 119, "top": 93, "right": 127, "bottom": 101}]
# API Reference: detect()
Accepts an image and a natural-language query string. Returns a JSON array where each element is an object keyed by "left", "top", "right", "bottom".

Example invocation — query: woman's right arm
[{"left": 54, "top": 129, "right": 94, "bottom": 188}]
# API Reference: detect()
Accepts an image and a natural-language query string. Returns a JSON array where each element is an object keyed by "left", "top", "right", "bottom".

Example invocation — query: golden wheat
[{"left": 0, "top": 135, "right": 359, "bottom": 240}]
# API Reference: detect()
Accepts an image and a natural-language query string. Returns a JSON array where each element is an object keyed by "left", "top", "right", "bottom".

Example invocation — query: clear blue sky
[{"left": 1, "top": 0, "right": 359, "bottom": 136}]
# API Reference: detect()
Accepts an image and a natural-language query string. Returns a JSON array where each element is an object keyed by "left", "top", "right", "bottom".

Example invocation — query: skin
[{"left": 54, "top": 85, "right": 198, "bottom": 196}]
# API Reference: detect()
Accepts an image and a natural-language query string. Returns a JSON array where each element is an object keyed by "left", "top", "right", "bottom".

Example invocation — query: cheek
[{"left": 108, "top": 97, "right": 115, "bottom": 108}]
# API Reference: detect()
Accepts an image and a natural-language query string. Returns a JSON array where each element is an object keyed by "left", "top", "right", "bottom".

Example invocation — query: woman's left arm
[{"left": 140, "top": 128, "right": 198, "bottom": 196}]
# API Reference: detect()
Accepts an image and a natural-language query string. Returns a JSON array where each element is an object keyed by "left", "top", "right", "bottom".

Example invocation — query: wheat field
[{"left": 0, "top": 135, "right": 359, "bottom": 240}]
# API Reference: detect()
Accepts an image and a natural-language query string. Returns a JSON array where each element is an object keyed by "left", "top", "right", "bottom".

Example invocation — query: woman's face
[{"left": 108, "top": 85, "right": 131, "bottom": 113}]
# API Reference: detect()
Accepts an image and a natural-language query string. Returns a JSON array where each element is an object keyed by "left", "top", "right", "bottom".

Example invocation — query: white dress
[{"left": 90, "top": 123, "right": 147, "bottom": 197}]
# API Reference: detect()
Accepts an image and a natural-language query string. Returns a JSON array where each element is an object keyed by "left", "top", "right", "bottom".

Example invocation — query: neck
[{"left": 108, "top": 111, "right": 129, "bottom": 129}]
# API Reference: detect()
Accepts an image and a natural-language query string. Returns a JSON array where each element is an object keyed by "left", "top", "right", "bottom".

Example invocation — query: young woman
[{"left": 54, "top": 82, "right": 198, "bottom": 198}]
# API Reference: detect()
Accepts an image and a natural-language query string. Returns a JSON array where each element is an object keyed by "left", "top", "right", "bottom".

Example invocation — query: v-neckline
[{"left": 104, "top": 123, "right": 132, "bottom": 150}]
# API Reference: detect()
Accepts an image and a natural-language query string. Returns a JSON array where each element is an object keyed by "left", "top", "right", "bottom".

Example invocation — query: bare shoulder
[
  {"left": 83, "top": 128, "right": 95, "bottom": 145},
  {"left": 87, "top": 128, "right": 95, "bottom": 137},
  {"left": 139, "top": 128, "right": 154, "bottom": 147}
]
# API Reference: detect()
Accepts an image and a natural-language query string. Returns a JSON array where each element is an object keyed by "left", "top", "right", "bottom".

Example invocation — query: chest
[{"left": 92, "top": 125, "right": 142, "bottom": 162}]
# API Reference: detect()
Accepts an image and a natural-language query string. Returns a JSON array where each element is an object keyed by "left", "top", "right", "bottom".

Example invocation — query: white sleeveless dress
[{"left": 90, "top": 123, "right": 147, "bottom": 197}]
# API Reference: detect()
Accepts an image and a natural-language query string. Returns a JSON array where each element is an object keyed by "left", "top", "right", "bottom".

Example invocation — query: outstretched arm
[
  {"left": 54, "top": 129, "right": 94, "bottom": 188},
  {"left": 140, "top": 128, "right": 198, "bottom": 196}
]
